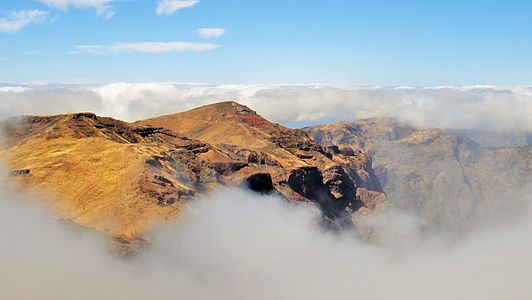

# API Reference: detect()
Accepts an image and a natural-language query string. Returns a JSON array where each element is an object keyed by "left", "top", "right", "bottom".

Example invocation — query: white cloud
[
  {"left": 1, "top": 84, "right": 531, "bottom": 131},
  {"left": 94, "top": 5, "right": 114, "bottom": 19},
  {"left": 0, "top": 163, "right": 531, "bottom": 300},
  {"left": 38, "top": 0, "right": 116, "bottom": 19},
  {"left": 75, "top": 41, "right": 219, "bottom": 54},
  {"left": 197, "top": 27, "right": 226, "bottom": 39},
  {"left": 0, "top": 86, "right": 30, "bottom": 93},
  {"left": 156, "top": 0, "right": 200, "bottom": 16},
  {"left": 0, "top": 10, "right": 50, "bottom": 33}
]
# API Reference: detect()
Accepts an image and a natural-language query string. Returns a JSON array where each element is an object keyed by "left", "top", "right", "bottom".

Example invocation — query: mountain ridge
[{"left": 0, "top": 102, "right": 386, "bottom": 238}]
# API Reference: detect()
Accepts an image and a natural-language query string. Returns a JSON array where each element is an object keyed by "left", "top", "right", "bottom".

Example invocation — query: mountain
[
  {"left": 0, "top": 102, "right": 385, "bottom": 238},
  {"left": 305, "top": 118, "right": 532, "bottom": 230},
  {"left": 138, "top": 101, "right": 386, "bottom": 214}
]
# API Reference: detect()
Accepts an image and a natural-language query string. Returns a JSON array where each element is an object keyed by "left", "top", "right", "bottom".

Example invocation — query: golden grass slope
[
  {"left": 3, "top": 136, "right": 179, "bottom": 237},
  {"left": 0, "top": 113, "right": 226, "bottom": 237}
]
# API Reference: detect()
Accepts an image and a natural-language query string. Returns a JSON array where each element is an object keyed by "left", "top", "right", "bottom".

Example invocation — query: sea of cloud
[
  {"left": 0, "top": 163, "right": 531, "bottom": 299},
  {"left": 1, "top": 83, "right": 531, "bottom": 131}
]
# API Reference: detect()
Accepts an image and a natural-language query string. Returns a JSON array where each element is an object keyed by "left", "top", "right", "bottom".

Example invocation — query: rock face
[
  {"left": 0, "top": 102, "right": 385, "bottom": 237},
  {"left": 305, "top": 118, "right": 532, "bottom": 230}
]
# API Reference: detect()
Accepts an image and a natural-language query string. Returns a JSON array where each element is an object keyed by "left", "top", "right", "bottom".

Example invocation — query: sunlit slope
[
  {"left": 138, "top": 101, "right": 329, "bottom": 169},
  {"left": 0, "top": 113, "right": 230, "bottom": 237}
]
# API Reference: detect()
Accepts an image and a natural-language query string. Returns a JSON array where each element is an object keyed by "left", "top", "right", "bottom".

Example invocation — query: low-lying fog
[{"left": 1, "top": 164, "right": 531, "bottom": 300}]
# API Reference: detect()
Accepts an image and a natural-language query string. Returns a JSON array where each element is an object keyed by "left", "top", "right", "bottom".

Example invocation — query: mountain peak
[
  {"left": 137, "top": 101, "right": 288, "bottom": 150},
  {"left": 185, "top": 101, "right": 261, "bottom": 121},
  {"left": 208, "top": 100, "right": 252, "bottom": 110}
]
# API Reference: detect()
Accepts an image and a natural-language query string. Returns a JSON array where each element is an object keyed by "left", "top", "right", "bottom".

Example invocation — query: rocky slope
[
  {"left": 0, "top": 102, "right": 385, "bottom": 238},
  {"left": 306, "top": 118, "right": 532, "bottom": 230}
]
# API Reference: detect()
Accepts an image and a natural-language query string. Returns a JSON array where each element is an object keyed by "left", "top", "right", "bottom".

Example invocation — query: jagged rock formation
[
  {"left": 0, "top": 102, "right": 385, "bottom": 237},
  {"left": 305, "top": 118, "right": 532, "bottom": 230}
]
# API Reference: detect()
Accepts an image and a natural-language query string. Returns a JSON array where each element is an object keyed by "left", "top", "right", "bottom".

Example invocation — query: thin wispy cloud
[
  {"left": 75, "top": 41, "right": 218, "bottom": 54},
  {"left": 197, "top": 27, "right": 225, "bottom": 39},
  {"left": 156, "top": 0, "right": 199, "bottom": 16},
  {"left": 0, "top": 10, "right": 50, "bottom": 33},
  {"left": 38, "top": 0, "right": 116, "bottom": 19}
]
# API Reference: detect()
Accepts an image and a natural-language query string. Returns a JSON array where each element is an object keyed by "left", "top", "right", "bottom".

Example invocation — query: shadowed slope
[{"left": 306, "top": 118, "right": 532, "bottom": 230}]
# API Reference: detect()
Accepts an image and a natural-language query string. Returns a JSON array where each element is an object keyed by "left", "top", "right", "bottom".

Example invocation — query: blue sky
[{"left": 0, "top": 0, "right": 531, "bottom": 85}]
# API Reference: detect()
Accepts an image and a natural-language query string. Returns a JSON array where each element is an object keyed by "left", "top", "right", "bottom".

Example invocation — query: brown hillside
[
  {"left": 0, "top": 113, "right": 236, "bottom": 237},
  {"left": 0, "top": 103, "right": 386, "bottom": 238}
]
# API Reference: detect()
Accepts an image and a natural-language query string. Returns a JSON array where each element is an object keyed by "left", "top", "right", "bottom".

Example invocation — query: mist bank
[
  {"left": 1, "top": 83, "right": 531, "bottom": 131},
  {"left": 1, "top": 163, "right": 531, "bottom": 300}
]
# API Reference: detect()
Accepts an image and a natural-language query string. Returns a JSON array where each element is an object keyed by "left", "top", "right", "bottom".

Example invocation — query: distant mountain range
[{"left": 306, "top": 118, "right": 531, "bottom": 231}]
